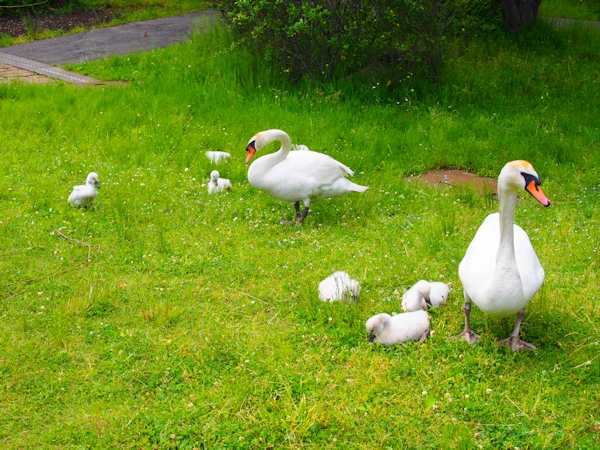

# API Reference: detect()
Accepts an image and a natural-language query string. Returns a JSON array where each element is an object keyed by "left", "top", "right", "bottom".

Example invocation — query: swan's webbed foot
[
  {"left": 499, "top": 336, "right": 536, "bottom": 352},
  {"left": 452, "top": 298, "right": 479, "bottom": 344},
  {"left": 451, "top": 331, "right": 480, "bottom": 345},
  {"left": 281, "top": 202, "right": 302, "bottom": 225},
  {"left": 281, "top": 202, "right": 309, "bottom": 225},
  {"left": 500, "top": 309, "right": 536, "bottom": 351}
]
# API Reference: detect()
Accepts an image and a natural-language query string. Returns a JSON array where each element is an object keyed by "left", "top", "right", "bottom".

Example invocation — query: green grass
[
  {"left": 540, "top": 0, "right": 600, "bottom": 20},
  {"left": 1, "top": 22, "right": 599, "bottom": 448}
]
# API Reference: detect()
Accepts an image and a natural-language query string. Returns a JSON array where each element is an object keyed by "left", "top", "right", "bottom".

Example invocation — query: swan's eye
[{"left": 521, "top": 172, "right": 540, "bottom": 188}]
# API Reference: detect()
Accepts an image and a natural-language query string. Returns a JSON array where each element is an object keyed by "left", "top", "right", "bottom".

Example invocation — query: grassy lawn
[
  {"left": 1, "top": 20, "right": 599, "bottom": 449},
  {"left": 540, "top": 0, "right": 600, "bottom": 20}
]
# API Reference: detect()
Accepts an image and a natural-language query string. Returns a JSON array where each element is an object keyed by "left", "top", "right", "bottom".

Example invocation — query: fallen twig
[
  {"left": 51, "top": 229, "right": 100, "bottom": 262},
  {"left": 240, "top": 292, "right": 267, "bottom": 304},
  {"left": 268, "top": 311, "right": 280, "bottom": 325},
  {"left": 572, "top": 360, "right": 591, "bottom": 370}
]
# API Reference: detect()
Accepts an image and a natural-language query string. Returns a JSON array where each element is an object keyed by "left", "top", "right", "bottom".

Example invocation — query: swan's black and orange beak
[
  {"left": 522, "top": 173, "right": 550, "bottom": 207},
  {"left": 245, "top": 140, "right": 256, "bottom": 164}
]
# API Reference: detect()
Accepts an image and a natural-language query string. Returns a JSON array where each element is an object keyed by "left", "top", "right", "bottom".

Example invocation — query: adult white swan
[
  {"left": 245, "top": 129, "right": 368, "bottom": 224},
  {"left": 454, "top": 160, "right": 550, "bottom": 351}
]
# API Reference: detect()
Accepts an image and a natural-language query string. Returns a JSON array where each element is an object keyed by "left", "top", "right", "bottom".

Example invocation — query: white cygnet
[
  {"left": 366, "top": 310, "right": 430, "bottom": 346},
  {"left": 208, "top": 170, "right": 232, "bottom": 194},
  {"left": 206, "top": 151, "right": 231, "bottom": 164},
  {"left": 318, "top": 271, "right": 361, "bottom": 304},
  {"left": 401, "top": 280, "right": 431, "bottom": 312},
  {"left": 428, "top": 281, "right": 450, "bottom": 308},
  {"left": 68, "top": 172, "right": 100, "bottom": 207}
]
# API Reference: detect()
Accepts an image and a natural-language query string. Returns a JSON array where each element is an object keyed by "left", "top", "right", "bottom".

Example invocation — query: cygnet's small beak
[
  {"left": 351, "top": 294, "right": 358, "bottom": 304},
  {"left": 368, "top": 332, "right": 376, "bottom": 343},
  {"left": 94, "top": 180, "right": 101, "bottom": 188},
  {"left": 245, "top": 141, "right": 256, "bottom": 164}
]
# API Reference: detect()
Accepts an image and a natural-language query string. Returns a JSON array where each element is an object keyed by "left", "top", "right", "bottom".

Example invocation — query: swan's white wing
[
  {"left": 514, "top": 224, "right": 545, "bottom": 301},
  {"left": 460, "top": 213, "right": 544, "bottom": 314},
  {"left": 291, "top": 144, "right": 310, "bottom": 151},
  {"left": 257, "top": 151, "right": 360, "bottom": 202},
  {"left": 458, "top": 213, "right": 500, "bottom": 304}
]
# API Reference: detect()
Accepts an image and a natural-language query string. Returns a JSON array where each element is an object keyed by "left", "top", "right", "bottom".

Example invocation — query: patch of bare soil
[
  {"left": 409, "top": 170, "right": 498, "bottom": 196},
  {"left": 0, "top": 8, "right": 117, "bottom": 38}
]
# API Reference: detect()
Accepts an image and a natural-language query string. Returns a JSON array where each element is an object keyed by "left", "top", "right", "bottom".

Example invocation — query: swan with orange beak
[
  {"left": 453, "top": 160, "right": 551, "bottom": 351},
  {"left": 245, "top": 129, "right": 368, "bottom": 224}
]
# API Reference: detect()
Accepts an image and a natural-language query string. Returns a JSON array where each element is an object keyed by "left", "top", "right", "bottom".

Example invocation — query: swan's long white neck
[
  {"left": 497, "top": 183, "right": 518, "bottom": 264},
  {"left": 490, "top": 177, "right": 523, "bottom": 299},
  {"left": 248, "top": 129, "right": 292, "bottom": 182}
]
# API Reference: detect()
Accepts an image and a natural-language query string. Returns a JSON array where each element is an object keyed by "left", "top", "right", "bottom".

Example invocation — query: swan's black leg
[
  {"left": 298, "top": 206, "right": 309, "bottom": 223},
  {"left": 451, "top": 291, "right": 480, "bottom": 344},
  {"left": 499, "top": 308, "right": 536, "bottom": 351}
]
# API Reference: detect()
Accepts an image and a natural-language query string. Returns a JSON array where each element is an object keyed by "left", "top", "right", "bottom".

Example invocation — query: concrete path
[
  {"left": 542, "top": 17, "right": 600, "bottom": 30},
  {"left": 0, "top": 9, "right": 217, "bottom": 85}
]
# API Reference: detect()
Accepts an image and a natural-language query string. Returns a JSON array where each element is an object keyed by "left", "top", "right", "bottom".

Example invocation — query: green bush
[
  {"left": 215, "top": 0, "right": 457, "bottom": 82},
  {"left": 0, "top": 0, "right": 78, "bottom": 17},
  {"left": 453, "top": 0, "right": 506, "bottom": 37}
]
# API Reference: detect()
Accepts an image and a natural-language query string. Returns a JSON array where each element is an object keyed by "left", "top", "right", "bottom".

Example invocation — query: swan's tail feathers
[{"left": 350, "top": 183, "right": 369, "bottom": 193}]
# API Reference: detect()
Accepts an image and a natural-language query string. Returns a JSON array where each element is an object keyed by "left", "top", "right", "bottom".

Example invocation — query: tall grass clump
[{"left": 0, "top": 17, "right": 599, "bottom": 448}]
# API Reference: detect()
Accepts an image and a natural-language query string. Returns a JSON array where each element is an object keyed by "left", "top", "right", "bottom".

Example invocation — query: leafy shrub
[
  {"left": 0, "top": 0, "right": 78, "bottom": 17},
  {"left": 452, "top": 0, "right": 506, "bottom": 37},
  {"left": 215, "top": 0, "right": 458, "bottom": 82}
]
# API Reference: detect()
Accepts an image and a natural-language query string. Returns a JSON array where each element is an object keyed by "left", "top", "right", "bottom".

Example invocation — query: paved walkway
[
  {"left": 0, "top": 10, "right": 216, "bottom": 85},
  {"left": 542, "top": 17, "right": 600, "bottom": 30}
]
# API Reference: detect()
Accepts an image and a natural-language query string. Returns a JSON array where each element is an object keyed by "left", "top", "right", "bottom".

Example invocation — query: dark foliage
[
  {"left": 215, "top": 0, "right": 461, "bottom": 82},
  {"left": 0, "top": 0, "right": 80, "bottom": 17}
]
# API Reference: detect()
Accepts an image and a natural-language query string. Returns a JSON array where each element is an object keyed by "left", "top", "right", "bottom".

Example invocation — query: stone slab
[
  {"left": 0, "top": 61, "right": 54, "bottom": 84},
  {"left": 0, "top": 52, "right": 102, "bottom": 85}
]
